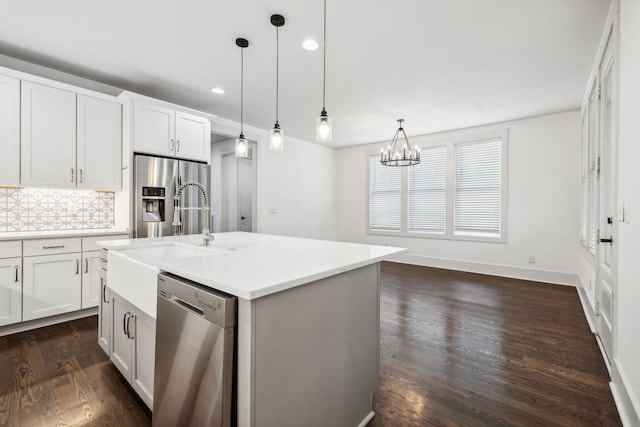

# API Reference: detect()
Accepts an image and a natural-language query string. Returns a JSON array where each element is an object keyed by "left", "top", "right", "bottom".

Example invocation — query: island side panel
[
  {"left": 237, "top": 297, "right": 257, "bottom": 427},
  {"left": 252, "top": 263, "right": 380, "bottom": 427}
]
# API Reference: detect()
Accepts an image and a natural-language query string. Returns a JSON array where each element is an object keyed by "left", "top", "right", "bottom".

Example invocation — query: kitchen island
[{"left": 99, "top": 232, "right": 406, "bottom": 427}]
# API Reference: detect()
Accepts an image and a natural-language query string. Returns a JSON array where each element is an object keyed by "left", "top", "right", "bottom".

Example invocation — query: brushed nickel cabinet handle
[
  {"left": 123, "top": 312, "right": 129, "bottom": 336},
  {"left": 176, "top": 140, "right": 180, "bottom": 152},
  {"left": 170, "top": 138, "right": 175, "bottom": 152},
  {"left": 71, "top": 168, "right": 75, "bottom": 183},
  {"left": 43, "top": 245, "right": 65, "bottom": 249},
  {"left": 84, "top": 258, "right": 89, "bottom": 273},
  {"left": 14, "top": 265, "right": 19, "bottom": 282},
  {"left": 128, "top": 314, "right": 135, "bottom": 339},
  {"left": 101, "top": 278, "right": 109, "bottom": 304},
  {"left": 76, "top": 259, "right": 80, "bottom": 275},
  {"left": 79, "top": 169, "right": 83, "bottom": 183}
]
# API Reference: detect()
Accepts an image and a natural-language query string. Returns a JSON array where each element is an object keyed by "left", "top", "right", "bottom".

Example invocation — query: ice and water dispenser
[{"left": 142, "top": 186, "right": 166, "bottom": 223}]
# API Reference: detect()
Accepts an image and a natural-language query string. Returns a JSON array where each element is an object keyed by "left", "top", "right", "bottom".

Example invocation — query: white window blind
[
  {"left": 454, "top": 140, "right": 502, "bottom": 237},
  {"left": 408, "top": 146, "right": 446, "bottom": 233},
  {"left": 369, "top": 155, "right": 401, "bottom": 230}
]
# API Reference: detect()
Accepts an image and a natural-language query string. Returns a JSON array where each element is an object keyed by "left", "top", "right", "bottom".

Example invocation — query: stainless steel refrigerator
[{"left": 134, "top": 154, "right": 211, "bottom": 238}]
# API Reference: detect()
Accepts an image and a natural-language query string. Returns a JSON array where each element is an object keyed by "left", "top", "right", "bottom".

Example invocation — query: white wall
[
  {"left": 210, "top": 117, "right": 337, "bottom": 241},
  {"left": 336, "top": 111, "right": 581, "bottom": 285},
  {"left": 613, "top": 0, "right": 640, "bottom": 422}
]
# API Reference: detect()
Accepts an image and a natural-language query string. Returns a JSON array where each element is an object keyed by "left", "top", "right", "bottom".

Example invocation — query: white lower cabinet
[
  {"left": 98, "top": 259, "right": 110, "bottom": 355},
  {"left": 0, "top": 257, "right": 22, "bottom": 327},
  {"left": 82, "top": 250, "right": 101, "bottom": 308},
  {"left": 22, "top": 252, "right": 82, "bottom": 321},
  {"left": 110, "top": 291, "right": 155, "bottom": 409}
]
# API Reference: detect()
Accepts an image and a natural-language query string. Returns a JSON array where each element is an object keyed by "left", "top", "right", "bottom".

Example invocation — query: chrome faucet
[{"left": 172, "top": 182, "right": 213, "bottom": 246}]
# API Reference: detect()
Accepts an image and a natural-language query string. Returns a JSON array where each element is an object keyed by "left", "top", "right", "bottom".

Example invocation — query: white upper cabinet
[
  {"left": 21, "top": 81, "right": 122, "bottom": 190},
  {"left": 133, "top": 101, "right": 175, "bottom": 157},
  {"left": 0, "top": 75, "right": 20, "bottom": 187},
  {"left": 77, "top": 95, "right": 122, "bottom": 191},
  {"left": 133, "top": 99, "right": 210, "bottom": 162},
  {"left": 21, "top": 82, "right": 77, "bottom": 189},
  {"left": 175, "top": 110, "right": 211, "bottom": 161}
]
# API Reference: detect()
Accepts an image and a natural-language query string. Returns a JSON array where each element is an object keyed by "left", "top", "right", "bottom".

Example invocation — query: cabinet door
[
  {"left": 175, "top": 110, "right": 211, "bottom": 162},
  {"left": 82, "top": 250, "right": 101, "bottom": 308},
  {"left": 21, "top": 82, "right": 77, "bottom": 188},
  {"left": 98, "top": 266, "right": 110, "bottom": 355},
  {"left": 0, "top": 75, "right": 20, "bottom": 187},
  {"left": 133, "top": 101, "right": 175, "bottom": 157},
  {"left": 77, "top": 95, "right": 122, "bottom": 191},
  {"left": 0, "top": 257, "right": 21, "bottom": 327},
  {"left": 131, "top": 310, "right": 156, "bottom": 409},
  {"left": 110, "top": 294, "right": 133, "bottom": 381},
  {"left": 22, "top": 253, "right": 82, "bottom": 321}
]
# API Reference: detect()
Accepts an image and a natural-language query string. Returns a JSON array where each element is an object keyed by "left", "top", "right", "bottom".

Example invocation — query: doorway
[{"left": 210, "top": 135, "right": 257, "bottom": 233}]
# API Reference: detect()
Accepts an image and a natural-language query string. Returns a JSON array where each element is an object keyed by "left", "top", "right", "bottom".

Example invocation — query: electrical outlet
[{"left": 527, "top": 255, "right": 535, "bottom": 264}]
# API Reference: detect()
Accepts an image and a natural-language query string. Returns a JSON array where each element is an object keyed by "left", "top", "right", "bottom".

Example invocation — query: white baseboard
[
  {"left": 358, "top": 411, "right": 375, "bottom": 427},
  {"left": 612, "top": 360, "right": 640, "bottom": 427},
  {"left": 0, "top": 307, "right": 98, "bottom": 337},
  {"left": 392, "top": 253, "right": 578, "bottom": 286}
]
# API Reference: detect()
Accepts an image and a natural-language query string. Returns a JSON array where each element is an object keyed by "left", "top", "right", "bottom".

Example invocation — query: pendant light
[
  {"left": 270, "top": 14, "right": 285, "bottom": 151},
  {"left": 316, "top": 0, "right": 332, "bottom": 142},
  {"left": 380, "top": 119, "right": 421, "bottom": 167},
  {"left": 235, "top": 37, "right": 250, "bottom": 158}
]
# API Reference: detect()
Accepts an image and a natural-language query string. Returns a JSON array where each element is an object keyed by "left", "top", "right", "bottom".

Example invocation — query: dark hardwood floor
[
  {"left": 0, "top": 263, "right": 620, "bottom": 426},
  {"left": 369, "top": 262, "right": 621, "bottom": 427}
]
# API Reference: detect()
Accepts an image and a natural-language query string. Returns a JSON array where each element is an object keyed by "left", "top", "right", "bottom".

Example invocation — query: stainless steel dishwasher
[{"left": 153, "top": 273, "right": 236, "bottom": 427}]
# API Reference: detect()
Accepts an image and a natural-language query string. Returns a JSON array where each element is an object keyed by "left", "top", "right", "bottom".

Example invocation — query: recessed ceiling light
[
  {"left": 211, "top": 87, "right": 225, "bottom": 94},
  {"left": 302, "top": 39, "right": 319, "bottom": 51}
]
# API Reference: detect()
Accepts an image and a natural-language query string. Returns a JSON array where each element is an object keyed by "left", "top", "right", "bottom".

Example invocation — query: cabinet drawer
[
  {"left": 0, "top": 241, "right": 22, "bottom": 259},
  {"left": 83, "top": 234, "right": 130, "bottom": 252},
  {"left": 23, "top": 237, "right": 81, "bottom": 256}
]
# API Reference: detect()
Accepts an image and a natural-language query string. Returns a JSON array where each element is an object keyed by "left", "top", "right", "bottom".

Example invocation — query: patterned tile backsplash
[{"left": 0, "top": 188, "right": 115, "bottom": 232}]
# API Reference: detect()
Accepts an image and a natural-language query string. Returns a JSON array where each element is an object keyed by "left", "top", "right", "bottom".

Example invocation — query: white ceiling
[{"left": 0, "top": 0, "right": 610, "bottom": 147}]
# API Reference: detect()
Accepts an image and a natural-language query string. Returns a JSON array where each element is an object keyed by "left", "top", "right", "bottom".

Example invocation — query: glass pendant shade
[
  {"left": 316, "top": 110, "right": 332, "bottom": 142},
  {"left": 236, "top": 134, "right": 249, "bottom": 158},
  {"left": 270, "top": 125, "right": 284, "bottom": 151}
]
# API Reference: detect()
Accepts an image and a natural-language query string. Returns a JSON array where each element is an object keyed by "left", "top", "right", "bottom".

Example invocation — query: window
[
  {"left": 454, "top": 140, "right": 502, "bottom": 237},
  {"left": 369, "top": 156, "right": 401, "bottom": 230},
  {"left": 368, "top": 129, "right": 508, "bottom": 242}
]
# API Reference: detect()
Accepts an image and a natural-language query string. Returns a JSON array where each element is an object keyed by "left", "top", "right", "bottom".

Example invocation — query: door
[
  {"left": 237, "top": 157, "right": 254, "bottom": 232},
  {"left": 178, "top": 160, "right": 211, "bottom": 235},
  {"left": 82, "top": 251, "right": 101, "bottom": 308},
  {"left": 0, "top": 74, "right": 20, "bottom": 187},
  {"left": 133, "top": 101, "right": 175, "bottom": 157},
  {"left": 21, "top": 82, "right": 77, "bottom": 188},
  {"left": 221, "top": 152, "right": 238, "bottom": 232},
  {"left": 131, "top": 310, "right": 156, "bottom": 409},
  {"left": 0, "top": 257, "right": 21, "bottom": 327},
  {"left": 596, "top": 34, "right": 617, "bottom": 364},
  {"left": 110, "top": 293, "right": 133, "bottom": 380},
  {"left": 98, "top": 265, "right": 110, "bottom": 355},
  {"left": 77, "top": 95, "right": 122, "bottom": 191},
  {"left": 175, "top": 110, "right": 211, "bottom": 162},
  {"left": 22, "top": 253, "right": 82, "bottom": 321}
]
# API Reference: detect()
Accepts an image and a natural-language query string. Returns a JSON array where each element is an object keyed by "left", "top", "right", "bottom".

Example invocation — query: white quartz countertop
[
  {"left": 0, "top": 228, "right": 130, "bottom": 241},
  {"left": 100, "top": 232, "right": 407, "bottom": 300}
]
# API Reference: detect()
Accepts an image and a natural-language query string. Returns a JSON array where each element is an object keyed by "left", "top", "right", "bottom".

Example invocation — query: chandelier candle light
[
  {"left": 380, "top": 119, "right": 421, "bottom": 166},
  {"left": 235, "top": 37, "right": 250, "bottom": 158},
  {"left": 270, "top": 14, "right": 285, "bottom": 151}
]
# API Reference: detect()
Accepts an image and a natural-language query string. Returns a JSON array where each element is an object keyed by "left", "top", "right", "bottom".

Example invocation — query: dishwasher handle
[{"left": 169, "top": 296, "right": 205, "bottom": 317}]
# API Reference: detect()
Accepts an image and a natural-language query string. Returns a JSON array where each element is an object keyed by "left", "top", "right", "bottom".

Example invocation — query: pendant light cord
[
  {"left": 322, "top": 0, "right": 327, "bottom": 110},
  {"left": 240, "top": 46, "right": 244, "bottom": 134},
  {"left": 276, "top": 26, "right": 279, "bottom": 124}
]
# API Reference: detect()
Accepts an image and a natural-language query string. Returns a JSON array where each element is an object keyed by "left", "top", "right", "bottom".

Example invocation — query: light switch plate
[{"left": 617, "top": 200, "right": 625, "bottom": 222}]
